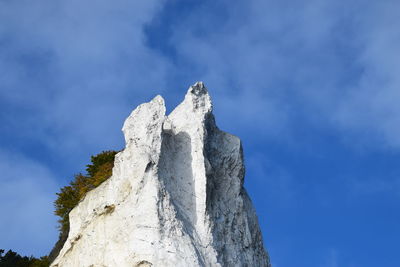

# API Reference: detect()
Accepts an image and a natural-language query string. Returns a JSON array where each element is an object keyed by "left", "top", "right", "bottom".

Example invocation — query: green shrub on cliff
[
  {"left": 54, "top": 150, "right": 118, "bottom": 233},
  {"left": 49, "top": 150, "right": 118, "bottom": 262}
]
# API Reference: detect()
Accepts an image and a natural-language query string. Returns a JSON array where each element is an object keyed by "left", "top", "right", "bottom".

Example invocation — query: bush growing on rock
[
  {"left": 50, "top": 150, "right": 118, "bottom": 262},
  {"left": 54, "top": 150, "right": 118, "bottom": 233}
]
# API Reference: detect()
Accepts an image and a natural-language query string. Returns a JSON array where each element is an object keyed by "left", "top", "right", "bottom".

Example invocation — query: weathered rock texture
[{"left": 51, "top": 82, "right": 271, "bottom": 267}]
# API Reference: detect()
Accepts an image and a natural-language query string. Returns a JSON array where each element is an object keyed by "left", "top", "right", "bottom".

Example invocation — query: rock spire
[{"left": 51, "top": 82, "right": 271, "bottom": 267}]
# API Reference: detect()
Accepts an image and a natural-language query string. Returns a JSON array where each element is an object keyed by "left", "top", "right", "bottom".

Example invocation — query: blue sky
[{"left": 1, "top": 0, "right": 400, "bottom": 266}]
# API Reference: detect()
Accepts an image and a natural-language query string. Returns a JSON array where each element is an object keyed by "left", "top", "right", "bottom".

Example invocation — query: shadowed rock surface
[{"left": 51, "top": 82, "right": 271, "bottom": 267}]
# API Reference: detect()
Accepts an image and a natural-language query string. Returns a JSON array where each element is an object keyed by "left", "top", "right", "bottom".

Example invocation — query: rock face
[{"left": 51, "top": 82, "right": 271, "bottom": 267}]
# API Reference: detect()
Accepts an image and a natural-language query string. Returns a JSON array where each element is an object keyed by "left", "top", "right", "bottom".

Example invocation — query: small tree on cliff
[{"left": 50, "top": 150, "right": 118, "bottom": 262}]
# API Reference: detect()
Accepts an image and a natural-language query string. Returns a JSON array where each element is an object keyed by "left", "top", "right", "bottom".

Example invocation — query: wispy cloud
[
  {"left": 0, "top": 0, "right": 170, "bottom": 165},
  {"left": 334, "top": 1, "right": 400, "bottom": 148},
  {"left": 2, "top": 0, "right": 400, "bottom": 157},
  {"left": 0, "top": 149, "right": 60, "bottom": 256},
  {"left": 154, "top": 0, "right": 400, "bottom": 149}
]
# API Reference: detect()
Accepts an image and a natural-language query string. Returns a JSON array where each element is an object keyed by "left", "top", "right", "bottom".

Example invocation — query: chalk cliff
[{"left": 51, "top": 82, "right": 271, "bottom": 267}]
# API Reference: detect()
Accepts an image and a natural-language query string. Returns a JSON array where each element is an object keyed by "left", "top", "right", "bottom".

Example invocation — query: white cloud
[
  {"left": 164, "top": 0, "right": 400, "bottom": 149},
  {"left": 334, "top": 1, "right": 400, "bottom": 148},
  {"left": 2, "top": 0, "right": 399, "bottom": 152},
  {"left": 0, "top": 150, "right": 60, "bottom": 256},
  {"left": 0, "top": 0, "right": 170, "bottom": 164}
]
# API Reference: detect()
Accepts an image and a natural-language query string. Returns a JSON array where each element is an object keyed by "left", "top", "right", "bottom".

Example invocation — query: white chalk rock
[{"left": 51, "top": 82, "right": 271, "bottom": 267}]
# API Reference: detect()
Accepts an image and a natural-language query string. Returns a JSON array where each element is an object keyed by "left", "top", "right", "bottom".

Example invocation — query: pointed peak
[
  {"left": 122, "top": 94, "right": 166, "bottom": 145},
  {"left": 179, "top": 82, "right": 212, "bottom": 114},
  {"left": 151, "top": 95, "right": 165, "bottom": 106},
  {"left": 187, "top": 81, "right": 208, "bottom": 96}
]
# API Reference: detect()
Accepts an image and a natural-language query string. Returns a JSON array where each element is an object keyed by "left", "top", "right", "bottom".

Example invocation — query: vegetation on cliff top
[
  {"left": 54, "top": 150, "right": 118, "bottom": 235},
  {"left": 49, "top": 150, "right": 118, "bottom": 261}
]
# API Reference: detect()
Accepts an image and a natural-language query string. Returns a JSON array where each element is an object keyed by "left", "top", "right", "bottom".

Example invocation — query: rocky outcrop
[{"left": 51, "top": 82, "right": 271, "bottom": 267}]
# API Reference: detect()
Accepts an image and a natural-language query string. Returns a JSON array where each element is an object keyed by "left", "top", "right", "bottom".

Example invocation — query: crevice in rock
[{"left": 158, "top": 130, "right": 197, "bottom": 237}]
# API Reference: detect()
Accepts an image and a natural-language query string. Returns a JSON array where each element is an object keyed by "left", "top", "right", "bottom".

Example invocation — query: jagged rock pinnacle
[
  {"left": 189, "top": 81, "right": 207, "bottom": 95},
  {"left": 51, "top": 82, "right": 271, "bottom": 267}
]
